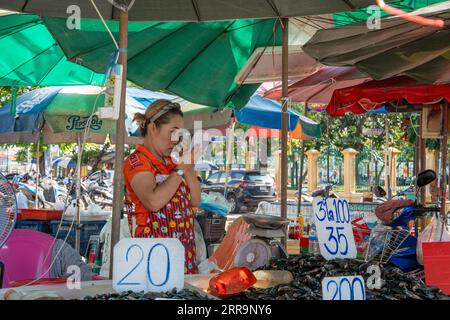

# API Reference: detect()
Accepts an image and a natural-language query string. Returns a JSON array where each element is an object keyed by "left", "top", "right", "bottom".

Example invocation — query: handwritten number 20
[{"left": 118, "top": 244, "right": 171, "bottom": 287}]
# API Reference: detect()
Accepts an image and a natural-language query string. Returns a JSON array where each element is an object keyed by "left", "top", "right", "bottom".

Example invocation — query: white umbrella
[{"left": 52, "top": 157, "right": 76, "bottom": 169}]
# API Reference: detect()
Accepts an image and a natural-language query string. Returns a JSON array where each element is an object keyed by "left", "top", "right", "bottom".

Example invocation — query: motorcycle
[
  {"left": 16, "top": 176, "right": 69, "bottom": 209},
  {"left": 63, "top": 179, "right": 94, "bottom": 211},
  {"left": 374, "top": 170, "right": 439, "bottom": 227},
  {"left": 372, "top": 181, "right": 416, "bottom": 203},
  {"left": 370, "top": 169, "right": 440, "bottom": 271},
  {"left": 311, "top": 182, "right": 339, "bottom": 198},
  {"left": 295, "top": 183, "right": 338, "bottom": 202},
  {"left": 87, "top": 180, "right": 113, "bottom": 209}
]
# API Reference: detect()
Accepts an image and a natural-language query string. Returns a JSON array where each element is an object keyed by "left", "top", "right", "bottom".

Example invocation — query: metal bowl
[{"left": 242, "top": 213, "right": 290, "bottom": 230}]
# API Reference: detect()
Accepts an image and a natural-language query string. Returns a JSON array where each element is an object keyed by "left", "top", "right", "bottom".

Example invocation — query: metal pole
[
  {"left": 75, "top": 133, "right": 82, "bottom": 253},
  {"left": 420, "top": 110, "right": 426, "bottom": 204},
  {"left": 110, "top": 10, "right": 128, "bottom": 279},
  {"left": 369, "top": 115, "right": 375, "bottom": 188},
  {"left": 327, "top": 117, "right": 330, "bottom": 184},
  {"left": 414, "top": 114, "right": 420, "bottom": 235},
  {"left": 385, "top": 114, "right": 392, "bottom": 200},
  {"left": 440, "top": 101, "right": 448, "bottom": 220},
  {"left": 280, "top": 18, "right": 289, "bottom": 249},
  {"left": 35, "top": 140, "right": 40, "bottom": 209},
  {"left": 224, "top": 121, "right": 235, "bottom": 198},
  {"left": 297, "top": 104, "right": 308, "bottom": 254}
]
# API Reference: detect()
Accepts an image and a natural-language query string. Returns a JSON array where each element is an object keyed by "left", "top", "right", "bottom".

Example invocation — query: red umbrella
[{"left": 327, "top": 76, "right": 450, "bottom": 116}]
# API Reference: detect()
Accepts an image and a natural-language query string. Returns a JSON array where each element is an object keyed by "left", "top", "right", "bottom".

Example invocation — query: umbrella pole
[
  {"left": 414, "top": 115, "right": 420, "bottom": 234},
  {"left": 440, "top": 101, "right": 448, "bottom": 220},
  {"left": 327, "top": 117, "right": 330, "bottom": 184},
  {"left": 224, "top": 120, "right": 235, "bottom": 199},
  {"left": 420, "top": 110, "right": 426, "bottom": 204},
  {"left": 280, "top": 18, "right": 289, "bottom": 249},
  {"left": 297, "top": 103, "right": 308, "bottom": 254},
  {"left": 75, "top": 133, "right": 82, "bottom": 253},
  {"left": 35, "top": 139, "right": 40, "bottom": 209},
  {"left": 110, "top": 10, "right": 128, "bottom": 279},
  {"left": 385, "top": 114, "right": 392, "bottom": 200}
]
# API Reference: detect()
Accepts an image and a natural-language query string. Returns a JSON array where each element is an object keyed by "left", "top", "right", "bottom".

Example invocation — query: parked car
[{"left": 201, "top": 170, "right": 277, "bottom": 213}]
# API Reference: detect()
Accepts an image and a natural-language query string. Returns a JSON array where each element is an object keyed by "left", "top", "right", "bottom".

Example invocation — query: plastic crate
[
  {"left": 18, "top": 209, "right": 63, "bottom": 221},
  {"left": 49, "top": 220, "right": 107, "bottom": 255},
  {"left": 197, "top": 214, "right": 226, "bottom": 243},
  {"left": 15, "top": 220, "right": 51, "bottom": 234}
]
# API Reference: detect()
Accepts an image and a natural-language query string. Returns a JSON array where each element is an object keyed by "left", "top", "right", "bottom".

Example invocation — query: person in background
[{"left": 123, "top": 99, "right": 201, "bottom": 274}]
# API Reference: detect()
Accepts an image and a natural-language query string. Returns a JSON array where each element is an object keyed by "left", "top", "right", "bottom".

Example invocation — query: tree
[
  {"left": 286, "top": 104, "right": 421, "bottom": 188},
  {"left": 3, "top": 141, "right": 49, "bottom": 173}
]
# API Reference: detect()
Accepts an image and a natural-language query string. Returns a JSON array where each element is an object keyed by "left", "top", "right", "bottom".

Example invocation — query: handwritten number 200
[
  {"left": 327, "top": 278, "right": 365, "bottom": 300},
  {"left": 118, "top": 244, "right": 171, "bottom": 287}
]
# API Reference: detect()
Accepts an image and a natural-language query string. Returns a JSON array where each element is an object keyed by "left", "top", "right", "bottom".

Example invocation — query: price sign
[
  {"left": 322, "top": 276, "right": 366, "bottom": 300},
  {"left": 312, "top": 197, "right": 357, "bottom": 260},
  {"left": 113, "top": 238, "right": 185, "bottom": 293}
]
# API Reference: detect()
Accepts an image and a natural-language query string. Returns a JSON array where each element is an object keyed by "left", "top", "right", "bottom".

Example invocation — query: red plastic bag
[
  {"left": 209, "top": 267, "right": 256, "bottom": 297},
  {"left": 352, "top": 218, "right": 371, "bottom": 253}
]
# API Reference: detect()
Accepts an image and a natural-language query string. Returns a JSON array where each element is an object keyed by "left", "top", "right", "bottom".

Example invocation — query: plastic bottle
[
  {"left": 253, "top": 270, "right": 294, "bottom": 289},
  {"left": 308, "top": 223, "right": 320, "bottom": 255},
  {"left": 16, "top": 191, "right": 29, "bottom": 209},
  {"left": 300, "top": 222, "right": 310, "bottom": 253},
  {"left": 88, "top": 243, "right": 97, "bottom": 264}
]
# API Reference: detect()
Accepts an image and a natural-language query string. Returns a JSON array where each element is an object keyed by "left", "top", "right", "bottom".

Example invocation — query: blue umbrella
[
  {"left": 234, "top": 95, "right": 299, "bottom": 130},
  {"left": 0, "top": 87, "right": 61, "bottom": 143}
]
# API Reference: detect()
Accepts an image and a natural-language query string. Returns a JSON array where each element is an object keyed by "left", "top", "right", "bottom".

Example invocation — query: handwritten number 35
[{"left": 324, "top": 226, "right": 348, "bottom": 256}]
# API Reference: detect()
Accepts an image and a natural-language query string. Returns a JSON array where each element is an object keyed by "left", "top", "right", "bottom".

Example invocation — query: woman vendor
[{"left": 123, "top": 99, "right": 201, "bottom": 274}]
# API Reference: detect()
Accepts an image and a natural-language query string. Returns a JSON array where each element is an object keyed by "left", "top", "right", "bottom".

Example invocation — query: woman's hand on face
[{"left": 175, "top": 143, "right": 203, "bottom": 169}]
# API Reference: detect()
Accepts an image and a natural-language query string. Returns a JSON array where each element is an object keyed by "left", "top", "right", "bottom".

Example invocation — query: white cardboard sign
[
  {"left": 113, "top": 238, "right": 185, "bottom": 293},
  {"left": 322, "top": 276, "right": 366, "bottom": 300},
  {"left": 312, "top": 197, "right": 357, "bottom": 260}
]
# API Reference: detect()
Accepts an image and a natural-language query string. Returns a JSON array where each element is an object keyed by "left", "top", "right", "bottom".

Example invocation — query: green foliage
[{"left": 0, "top": 86, "right": 34, "bottom": 107}]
